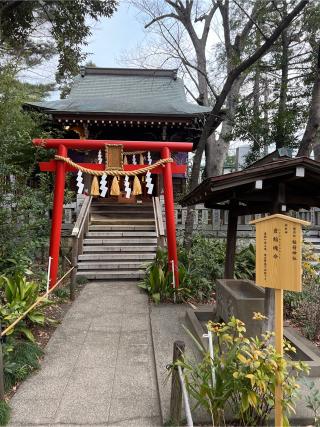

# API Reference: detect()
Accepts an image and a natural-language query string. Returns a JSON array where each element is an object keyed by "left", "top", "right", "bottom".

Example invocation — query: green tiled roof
[{"left": 27, "top": 68, "right": 210, "bottom": 117}]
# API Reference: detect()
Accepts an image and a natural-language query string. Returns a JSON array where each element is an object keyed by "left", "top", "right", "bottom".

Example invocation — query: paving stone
[
  {"left": 90, "top": 313, "right": 123, "bottom": 332},
  {"left": 117, "top": 344, "right": 151, "bottom": 366},
  {"left": 113, "top": 363, "right": 156, "bottom": 399},
  {"left": 84, "top": 330, "right": 121, "bottom": 345},
  {"left": 9, "top": 281, "right": 161, "bottom": 426},
  {"left": 108, "top": 416, "right": 162, "bottom": 426},
  {"left": 12, "top": 376, "right": 69, "bottom": 400},
  {"left": 75, "top": 344, "right": 118, "bottom": 368},
  {"left": 38, "top": 355, "right": 76, "bottom": 378},
  {"left": 9, "top": 398, "right": 60, "bottom": 425},
  {"left": 56, "top": 394, "right": 111, "bottom": 425},
  {"left": 122, "top": 313, "right": 150, "bottom": 332},
  {"left": 108, "top": 397, "right": 160, "bottom": 422},
  {"left": 45, "top": 338, "right": 83, "bottom": 358},
  {"left": 52, "top": 326, "right": 88, "bottom": 344},
  {"left": 119, "top": 330, "right": 151, "bottom": 346}
]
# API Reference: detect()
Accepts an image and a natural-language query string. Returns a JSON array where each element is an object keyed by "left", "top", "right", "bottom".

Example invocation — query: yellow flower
[{"left": 252, "top": 312, "right": 268, "bottom": 320}]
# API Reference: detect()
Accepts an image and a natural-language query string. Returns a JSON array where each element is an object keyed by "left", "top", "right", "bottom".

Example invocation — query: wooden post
[
  {"left": 0, "top": 324, "right": 5, "bottom": 401},
  {"left": 275, "top": 288, "right": 284, "bottom": 427},
  {"left": 170, "top": 340, "right": 185, "bottom": 426},
  {"left": 224, "top": 208, "right": 238, "bottom": 278}
]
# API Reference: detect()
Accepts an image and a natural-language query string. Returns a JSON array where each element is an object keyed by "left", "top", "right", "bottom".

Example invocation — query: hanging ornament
[
  {"left": 145, "top": 171, "right": 154, "bottom": 195},
  {"left": 124, "top": 175, "right": 131, "bottom": 198},
  {"left": 147, "top": 151, "right": 152, "bottom": 165},
  {"left": 132, "top": 154, "right": 137, "bottom": 165},
  {"left": 90, "top": 176, "right": 100, "bottom": 196},
  {"left": 76, "top": 170, "right": 84, "bottom": 194},
  {"left": 100, "top": 174, "right": 108, "bottom": 197},
  {"left": 110, "top": 176, "right": 120, "bottom": 196},
  {"left": 139, "top": 153, "right": 144, "bottom": 165},
  {"left": 132, "top": 176, "right": 142, "bottom": 195},
  {"left": 98, "top": 150, "right": 103, "bottom": 164}
]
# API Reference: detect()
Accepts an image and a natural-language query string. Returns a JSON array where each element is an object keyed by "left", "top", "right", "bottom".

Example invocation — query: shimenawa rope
[{"left": 54, "top": 155, "right": 173, "bottom": 176}]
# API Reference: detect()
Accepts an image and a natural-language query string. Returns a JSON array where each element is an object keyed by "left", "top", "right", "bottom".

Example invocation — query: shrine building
[{"left": 27, "top": 67, "right": 210, "bottom": 198}]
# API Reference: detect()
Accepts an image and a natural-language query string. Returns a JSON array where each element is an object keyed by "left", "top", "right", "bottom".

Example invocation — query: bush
[
  {"left": 284, "top": 244, "right": 320, "bottom": 341},
  {"left": 0, "top": 400, "right": 10, "bottom": 426},
  {"left": 140, "top": 236, "right": 256, "bottom": 303},
  {"left": 0, "top": 272, "right": 50, "bottom": 342},
  {"left": 174, "top": 317, "right": 308, "bottom": 426},
  {"left": 3, "top": 338, "right": 43, "bottom": 392}
]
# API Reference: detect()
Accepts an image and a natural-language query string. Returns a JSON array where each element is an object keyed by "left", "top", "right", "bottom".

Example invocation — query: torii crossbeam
[{"left": 34, "top": 138, "right": 193, "bottom": 288}]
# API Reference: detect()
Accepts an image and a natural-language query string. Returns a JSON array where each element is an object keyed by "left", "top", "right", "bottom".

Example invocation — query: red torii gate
[{"left": 34, "top": 138, "right": 193, "bottom": 288}]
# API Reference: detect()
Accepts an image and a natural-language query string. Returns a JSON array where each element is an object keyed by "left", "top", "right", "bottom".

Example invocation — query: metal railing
[
  {"left": 169, "top": 340, "right": 193, "bottom": 427},
  {"left": 70, "top": 195, "right": 92, "bottom": 299}
]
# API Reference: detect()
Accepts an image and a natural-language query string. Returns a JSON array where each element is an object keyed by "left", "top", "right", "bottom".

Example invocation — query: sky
[{"left": 84, "top": 2, "right": 146, "bottom": 68}]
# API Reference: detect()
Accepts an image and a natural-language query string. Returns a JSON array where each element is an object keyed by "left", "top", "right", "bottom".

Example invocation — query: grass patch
[
  {"left": 3, "top": 339, "right": 43, "bottom": 391},
  {"left": 0, "top": 400, "right": 10, "bottom": 426}
]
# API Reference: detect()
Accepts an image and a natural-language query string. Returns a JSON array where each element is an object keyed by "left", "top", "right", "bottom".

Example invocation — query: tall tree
[{"left": 0, "top": 1, "right": 117, "bottom": 90}]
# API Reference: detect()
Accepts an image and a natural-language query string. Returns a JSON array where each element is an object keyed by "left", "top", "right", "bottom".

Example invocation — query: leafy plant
[
  {"left": 2, "top": 337, "right": 43, "bottom": 392},
  {"left": 303, "top": 379, "right": 320, "bottom": 426},
  {"left": 0, "top": 400, "right": 10, "bottom": 426},
  {"left": 234, "top": 243, "right": 255, "bottom": 280},
  {"left": 0, "top": 273, "right": 49, "bottom": 341},
  {"left": 173, "top": 317, "right": 308, "bottom": 426}
]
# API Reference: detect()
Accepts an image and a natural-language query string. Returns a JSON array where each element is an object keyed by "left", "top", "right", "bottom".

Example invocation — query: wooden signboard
[
  {"left": 105, "top": 144, "right": 123, "bottom": 170},
  {"left": 251, "top": 214, "right": 310, "bottom": 427},
  {"left": 251, "top": 214, "right": 309, "bottom": 292}
]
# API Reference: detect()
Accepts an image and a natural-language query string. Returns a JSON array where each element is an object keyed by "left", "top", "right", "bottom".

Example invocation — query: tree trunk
[
  {"left": 298, "top": 44, "right": 320, "bottom": 157},
  {"left": 275, "top": 20, "right": 289, "bottom": 149}
]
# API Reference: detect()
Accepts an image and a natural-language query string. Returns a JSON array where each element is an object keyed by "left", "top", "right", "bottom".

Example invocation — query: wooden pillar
[
  {"left": 265, "top": 183, "right": 286, "bottom": 332},
  {"left": 224, "top": 207, "right": 238, "bottom": 279}
]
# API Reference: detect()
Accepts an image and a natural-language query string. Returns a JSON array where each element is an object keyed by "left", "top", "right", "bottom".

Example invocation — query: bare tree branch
[{"left": 145, "top": 13, "right": 180, "bottom": 29}]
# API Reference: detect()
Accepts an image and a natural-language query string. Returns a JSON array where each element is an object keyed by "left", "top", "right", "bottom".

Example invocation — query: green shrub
[
  {"left": 140, "top": 236, "right": 256, "bottom": 303},
  {"left": 0, "top": 273, "right": 50, "bottom": 341},
  {"left": 3, "top": 338, "right": 43, "bottom": 392},
  {"left": 0, "top": 400, "right": 10, "bottom": 426},
  {"left": 173, "top": 317, "right": 308, "bottom": 426}
]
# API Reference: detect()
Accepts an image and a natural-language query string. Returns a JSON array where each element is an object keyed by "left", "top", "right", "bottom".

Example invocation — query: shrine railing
[{"left": 70, "top": 195, "right": 92, "bottom": 299}]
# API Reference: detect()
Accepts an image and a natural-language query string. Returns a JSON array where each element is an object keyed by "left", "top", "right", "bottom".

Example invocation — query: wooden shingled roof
[{"left": 181, "top": 157, "right": 320, "bottom": 215}]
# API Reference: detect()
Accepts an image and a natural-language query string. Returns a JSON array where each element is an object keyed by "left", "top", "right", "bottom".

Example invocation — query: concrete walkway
[{"left": 9, "top": 282, "right": 161, "bottom": 426}]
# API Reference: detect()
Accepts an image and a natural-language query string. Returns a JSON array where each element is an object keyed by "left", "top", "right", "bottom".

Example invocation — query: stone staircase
[
  {"left": 76, "top": 200, "right": 157, "bottom": 281},
  {"left": 304, "top": 229, "right": 320, "bottom": 254}
]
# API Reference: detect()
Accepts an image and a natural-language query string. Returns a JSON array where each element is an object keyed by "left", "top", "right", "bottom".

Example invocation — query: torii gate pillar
[
  {"left": 49, "top": 144, "right": 67, "bottom": 286},
  {"left": 162, "top": 147, "right": 179, "bottom": 287}
]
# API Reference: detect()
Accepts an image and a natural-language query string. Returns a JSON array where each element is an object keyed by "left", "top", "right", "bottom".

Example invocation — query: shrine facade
[{"left": 27, "top": 67, "right": 210, "bottom": 199}]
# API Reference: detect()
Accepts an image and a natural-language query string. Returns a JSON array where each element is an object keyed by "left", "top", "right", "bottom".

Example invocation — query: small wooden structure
[{"left": 181, "top": 156, "right": 320, "bottom": 278}]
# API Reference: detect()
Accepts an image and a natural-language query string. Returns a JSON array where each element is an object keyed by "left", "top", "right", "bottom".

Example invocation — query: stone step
[
  {"left": 86, "top": 231, "right": 157, "bottom": 238},
  {"left": 91, "top": 201, "right": 153, "bottom": 207},
  {"left": 91, "top": 212, "right": 154, "bottom": 218},
  {"left": 90, "top": 206, "right": 154, "bottom": 212},
  {"left": 77, "top": 261, "right": 147, "bottom": 270},
  {"left": 82, "top": 245, "right": 157, "bottom": 253},
  {"left": 91, "top": 218, "right": 155, "bottom": 226},
  {"left": 78, "top": 253, "right": 156, "bottom": 261},
  {"left": 89, "top": 224, "right": 156, "bottom": 231},
  {"left": 83, "top": 238, "right": 157, "bottom": 245},
  {"left": 304, "top": 237, "right": 320, "bottom": 243},
  {"left": 76, "top": 270, "right": 145, "bottom": 280}
]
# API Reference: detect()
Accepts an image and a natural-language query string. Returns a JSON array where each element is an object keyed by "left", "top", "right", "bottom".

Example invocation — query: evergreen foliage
[
  {"left": 0, "top": 1, "right": 117, "bottom": 89},
  {"left": 0, "top": 400, "right": 10, "bottom": 426}
]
